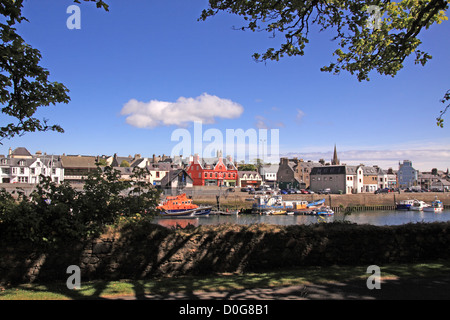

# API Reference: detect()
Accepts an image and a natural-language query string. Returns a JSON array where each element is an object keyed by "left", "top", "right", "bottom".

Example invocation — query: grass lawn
[{"left": 1, "top": 259, "right": 450, "bottom": 300}]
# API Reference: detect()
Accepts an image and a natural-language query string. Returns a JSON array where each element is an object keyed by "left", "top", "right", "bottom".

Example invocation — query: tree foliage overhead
[
  {"left": 200, "top": 0, "right": 449, "bottom": 81},
  {"left": 0, "top": 0, "right": 108, "bottom": 144}
]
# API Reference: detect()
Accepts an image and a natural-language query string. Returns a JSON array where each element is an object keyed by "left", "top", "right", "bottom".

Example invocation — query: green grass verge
[{"left": 1, "top": 260, "right": 450, "bottom": 300}]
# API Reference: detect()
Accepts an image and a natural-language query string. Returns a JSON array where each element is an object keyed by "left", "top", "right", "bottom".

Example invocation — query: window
[
  {"left": 31, "top": 168, "right": 35, "bottom": 174},
  {"left": 20, "top": 168, "right": 25, "bottom": 174}
]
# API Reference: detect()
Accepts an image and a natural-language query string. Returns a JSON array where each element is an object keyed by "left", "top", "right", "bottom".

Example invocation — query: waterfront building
[
  {"left": 277, "top": 157, "right": 323, "bottom": 190},
  {"left": 259, "top": 164, "right": 279, "bottom": 187},
  {"left": 0, "top": 147, "right": 64, "bottom": 184},
  {"left": 397, "top": 160, "right": 418, "bottom": 188},
  {"left": 238, "top": 170, "right": 263, "bottom": 188},
  {"left": 186, "top": 151, "right": 238, "bottom": 187}
]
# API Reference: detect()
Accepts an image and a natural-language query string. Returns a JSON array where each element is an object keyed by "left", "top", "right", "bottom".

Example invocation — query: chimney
[{"left": 194, "top": 153, "right": 200, "bottom": 162}]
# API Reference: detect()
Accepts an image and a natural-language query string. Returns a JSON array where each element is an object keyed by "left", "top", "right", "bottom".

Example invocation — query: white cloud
[
  {"left": 121, "top": 93, "right": 244, "bottom": 128},
  {"left": 296, "top": 109, "right": 305, "bottom": 122}
]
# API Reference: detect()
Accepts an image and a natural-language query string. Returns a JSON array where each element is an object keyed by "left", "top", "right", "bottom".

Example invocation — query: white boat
[
  {"left": 410, "top": 200, "right": 430, "bottom": 211},
  {"left": 423, "top": 197, "right": 444, "bottom": 212}
]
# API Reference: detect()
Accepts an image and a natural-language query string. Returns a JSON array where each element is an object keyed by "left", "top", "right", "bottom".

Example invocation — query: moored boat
[
  {"left": 423, "top": 197, "right": 444, "bottom": 212},
  {"left": 310, "top": 206, "right": 334, "bottom": 216},
  {"left": 268, "top": 210, "right": 286, "bottom": 215},
  {"left": 410, "top": 200, "right": 430, "bottom": 211},
  {"left": 396, "top": 199, "right": 415, "bottom": 210},
  {"left": 156, "top": 193, "right": 212, "bottom": 217},
  {"left": 252, "top": 194, "right": 325, "bottom": 214}
]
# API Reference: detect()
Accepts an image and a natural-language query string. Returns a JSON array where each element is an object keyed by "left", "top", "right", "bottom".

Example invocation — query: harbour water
[{"left": 153, "top": 209, "right": 450, "bottom": 229}]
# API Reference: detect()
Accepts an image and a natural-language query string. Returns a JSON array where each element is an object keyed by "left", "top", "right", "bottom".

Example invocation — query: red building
[{"left": 187, "top": 153, "right": 238, "bottom": 187}]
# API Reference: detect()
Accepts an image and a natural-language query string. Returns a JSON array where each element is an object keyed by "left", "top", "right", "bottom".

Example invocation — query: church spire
[{"left": 332, "top": 144, "right": 340, "bottom": 165}]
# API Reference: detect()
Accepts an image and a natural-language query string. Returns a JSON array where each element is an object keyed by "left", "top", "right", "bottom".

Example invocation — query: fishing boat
[
  {"left": 252, "top": 194, "right": 324, "bottom": 214},
  {"left": 396, "top": 199, "right": 415, "bottom": 210},
  {"left": 268, "top": 210, "right": 286, "bottom": 215},
  {"left": 220, "top": 209, "right": 240, "bottom": 215},
  {"left": 156, "top": 193, "right": 212, "bottom": 217},
  {"left": 423, "top": 197, "right": 444, "bottom": 213},
  {"left": 310, "top": 206, "right": 334, "bottom": 216},
  {"left": 410, "top": 200, "right": 430, "bottom": 211}
]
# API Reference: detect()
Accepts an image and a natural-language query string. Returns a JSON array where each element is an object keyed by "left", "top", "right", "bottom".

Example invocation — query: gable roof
[
  {"left": 11, "top": 147, "right": 32, "bottom": 158},
  {"left": 160, "top": 169, "right": 193, "bottom": 187},
  {"left": 61, "top": 155, "right": 97, "bottom": 168}
]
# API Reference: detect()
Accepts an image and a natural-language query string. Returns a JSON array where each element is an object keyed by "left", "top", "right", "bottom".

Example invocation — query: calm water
[{"left": 154, "top": 209, "right": 450, "bottom": 228}]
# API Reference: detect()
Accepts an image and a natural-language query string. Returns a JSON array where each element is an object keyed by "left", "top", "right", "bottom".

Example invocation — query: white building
[
  {"left": 259, "top": 164, "right": 279, "bottom": 186},
  {"left": 0, "top": 148, "right": 64, "bottom": 184}
]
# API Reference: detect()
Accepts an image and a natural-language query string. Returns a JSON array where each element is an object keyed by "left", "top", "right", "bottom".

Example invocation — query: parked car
[
  {"left": 226, "top": 187, "right": 235, "bottom": 192},
  {"left": 318, "top": 188, "right": 331, "bottom": 194},
  {"left": 374, "top": 188, "right": 389, "bottom": 194},
  {"left": 240, "top": 187, "right": 249, "bottom": 192},
  {"left": 300, "top": 189, "right": 309, "bottom": 194},
  {"left": 280, "top": 189, "right": 288, "bottom": 195}
]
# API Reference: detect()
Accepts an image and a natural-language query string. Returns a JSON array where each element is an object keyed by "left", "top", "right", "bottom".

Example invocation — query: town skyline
[{"left": 1, "top": 144, "right": 448, "bottom": 174}]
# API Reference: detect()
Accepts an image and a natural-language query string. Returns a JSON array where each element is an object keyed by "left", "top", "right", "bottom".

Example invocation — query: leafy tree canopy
[
  {"left": 0, "top": 0, "right": 108, "bottom": 144},
  {"left": 200, "top": 0, "right": 449, "bottom": 82}
]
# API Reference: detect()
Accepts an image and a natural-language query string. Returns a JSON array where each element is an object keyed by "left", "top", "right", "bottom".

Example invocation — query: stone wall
[{"left": 2, "top": 221, "right": 450, "bottom": 285}]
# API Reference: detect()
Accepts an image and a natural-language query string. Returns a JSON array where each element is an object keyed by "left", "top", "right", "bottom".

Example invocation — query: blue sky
[{"left": 1, "top": 0, "right": 449, "bottom": 171}]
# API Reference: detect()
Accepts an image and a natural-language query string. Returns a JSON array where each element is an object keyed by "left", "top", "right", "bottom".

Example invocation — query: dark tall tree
[{"left": 0, "top": 0, "right": 108, "bottom": 144}]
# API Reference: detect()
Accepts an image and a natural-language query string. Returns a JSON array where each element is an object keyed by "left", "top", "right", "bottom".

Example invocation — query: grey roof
[
  {"left": 192, "top": 156, "right": 237, "bottom": 170},
  {"left": 148, "top": 162, "right": 179, "bottom": 171},
  {"left": 260, "top": 164, "right": 279, "bottom": 174},
  {"left": 1, "top": 155, "right": 63, "bottom": 168},
  {"left": 238, "top": 171, "right": 261, "bottom": 178},
  {"left": 311, "top": 165, "right": 347, "bottom": 175},
  {"left": 160, "top": 169, "right": 193, "bottom": 187},
  {"left": 112, "top": 166, "right": 134, "bottom": 175},
  {"left": 11, "top": 147, "right": 32, "bottom": 157}
]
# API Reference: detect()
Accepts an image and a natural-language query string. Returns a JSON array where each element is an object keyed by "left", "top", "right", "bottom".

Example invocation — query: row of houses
[
  {"left": 266, "top": 155, "right": 450, "bottom": 194},
  {"left": 0, "top": 147, "right": 265, "bottom": 191},
  {"left": 2, "top": 147, "right": 449, "bottom": 194}
]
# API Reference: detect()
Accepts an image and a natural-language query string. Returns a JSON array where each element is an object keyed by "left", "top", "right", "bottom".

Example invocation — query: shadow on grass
[
  {"left": 3, "top": 221, "right": 450, "bottom": 300},
  {"left": 2, "top": 260, "right": 450, "bottom": 300}
]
